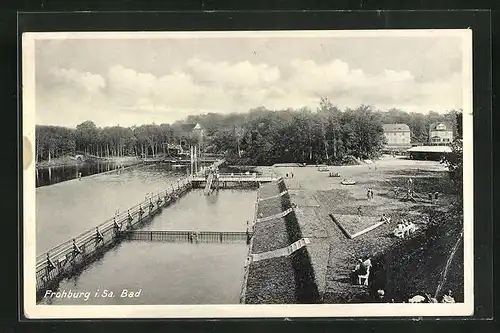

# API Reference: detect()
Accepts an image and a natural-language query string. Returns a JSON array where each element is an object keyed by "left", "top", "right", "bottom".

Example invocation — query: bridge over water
[{"left": 35, "top": 159, "right": 278, "bottom": 301}]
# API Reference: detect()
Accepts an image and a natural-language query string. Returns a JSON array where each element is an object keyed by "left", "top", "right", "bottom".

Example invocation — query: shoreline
[
  {"left": 36, "top": 160, "right": 144, "bottom": 189},
  {"left": 36, "top": 156, "right": 142, "bottom": 169}
]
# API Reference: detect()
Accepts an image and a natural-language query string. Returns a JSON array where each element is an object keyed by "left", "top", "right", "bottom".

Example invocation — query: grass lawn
[
  {"left": 251, "top": 217, "right": 290, "bottom": 253},
  {"left": 273, "top": 157, "right": 464, "bottom": 304},
  {"left": 245, "top": 255, "right": 298, "bottom": 304},
  {"left": 258, "top": 182, "right": 281, "bottom": 199},
  {"left": 257, "top": 197, "right": 284, "bottom": 218},
  {"left": 331, "top": 214, "right": 384, "bottom": 238}
]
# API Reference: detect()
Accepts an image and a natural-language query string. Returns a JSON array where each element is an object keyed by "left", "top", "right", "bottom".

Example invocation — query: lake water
[
  {"left": 36, "top": 163, "right": 256, "bottom": 304},
  {"left": 35, "top": 160, "right": 196, "bottom": 188}
]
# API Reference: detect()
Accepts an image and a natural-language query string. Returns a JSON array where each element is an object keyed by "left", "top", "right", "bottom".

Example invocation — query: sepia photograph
[{"left": 22, "top": 29, "right": 473, "bottom": 318}]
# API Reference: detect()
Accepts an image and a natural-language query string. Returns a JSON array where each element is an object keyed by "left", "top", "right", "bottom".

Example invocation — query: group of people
[
  {"left": 188, "top": 232, "right": 199, "bottom": 243},
  {"left": 427, "top": 191, "right": 440, "bottom": 204},
  {"left": 407, "top": 290, "right": 456, "bottom": 304},
  {"left": 285, "top": 172, "right": 294, "bottom": 178},
  {"left": 393, "top": 220, "right": 417, "bottom": 239},
  {"left": 366, "top": 188, "right": 375, "bottom": 199},
  {"left": 374, "top": 290, "right": 456, "bottom": 304}
]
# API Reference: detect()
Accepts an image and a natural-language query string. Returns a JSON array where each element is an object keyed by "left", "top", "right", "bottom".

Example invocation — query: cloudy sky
[{"left": 34, "top": 33, "right": 465, "bottom": 128}]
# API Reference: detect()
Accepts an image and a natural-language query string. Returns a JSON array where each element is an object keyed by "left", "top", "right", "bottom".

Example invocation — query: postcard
[{"left": 22, "top": 29, "right": 473, "bottom": 318}]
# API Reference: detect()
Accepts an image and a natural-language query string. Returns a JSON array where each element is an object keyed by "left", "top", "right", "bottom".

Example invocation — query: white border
[{"left": 22, "top": 29, "right": 474, "bottom": 318}]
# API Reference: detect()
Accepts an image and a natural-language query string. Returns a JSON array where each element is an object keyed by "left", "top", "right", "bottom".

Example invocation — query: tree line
[
  {"left": 35, "top": 97, "right": 462, "bottom": 166},
  {"left": 35, "top": 121, "right": 201, "bottom": 162}
]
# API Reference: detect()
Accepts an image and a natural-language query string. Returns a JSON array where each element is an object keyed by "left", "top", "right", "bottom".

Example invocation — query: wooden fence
[
  {"left": 122, "top": 230, "right": 251, "bottom": 243},
  {"left": 35, "top": 177, "right": 193, "bottom": 300}
]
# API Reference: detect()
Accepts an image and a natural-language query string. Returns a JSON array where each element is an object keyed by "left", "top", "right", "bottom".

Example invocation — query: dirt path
[{"left": 273, "top": 157, "right": 460, "bottom": 303}]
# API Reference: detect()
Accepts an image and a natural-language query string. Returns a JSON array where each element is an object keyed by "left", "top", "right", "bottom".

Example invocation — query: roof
[
  {"left": 407, "top": 146, "right": 452, "bottom": 153},
  {"left": 180, "top": 123, "right": 203, "bottom": 132},
  {"left": 429, "top": 122, "right": 453, "bottom": 131},
  {"left": 382, "top": 123, "right": 410, "bottom": 132}
]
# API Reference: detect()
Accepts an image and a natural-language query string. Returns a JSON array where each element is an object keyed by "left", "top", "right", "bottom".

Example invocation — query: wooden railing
[
  {"left": 122, "top": 230, "right": 251, "bottom": 243},
  {"left": 35, "top": 177, "right": 193, "bottom": 298}
]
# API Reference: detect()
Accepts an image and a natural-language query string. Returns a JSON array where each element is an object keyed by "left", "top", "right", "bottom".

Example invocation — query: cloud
[
  {"left": 186, "top": 58, "right": 280, "bottom": 88},
  {"left": 48, "top": 67, "right": 106, "bottom": 94},
  {"left": 36, "top": 58, "right": 462, "bottom": 127}
]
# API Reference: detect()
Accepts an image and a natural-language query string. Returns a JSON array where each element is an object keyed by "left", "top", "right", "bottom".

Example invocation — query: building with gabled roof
[
  {"left": 382, "top": 123, "right": 412, "bottom": 152},
  {"left": 429, "top": 122, "right": 454, "bottom": 146}
]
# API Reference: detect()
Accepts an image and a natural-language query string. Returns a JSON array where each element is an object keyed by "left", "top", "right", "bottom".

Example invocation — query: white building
[
  {"left": 429, "top": 122, "right": 454, "bottom": 146},
  {"left": 382, "top": 123, "right": 412, "bottom": 152}
]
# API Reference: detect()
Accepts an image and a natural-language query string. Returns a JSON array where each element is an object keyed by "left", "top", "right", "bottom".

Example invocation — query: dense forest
[{"left": 35, "top": 97, "right": 462, "bottom": 166}]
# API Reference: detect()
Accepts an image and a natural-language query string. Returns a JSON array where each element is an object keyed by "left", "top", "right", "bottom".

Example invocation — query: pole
[
  {"left": 194, "top": 145, "right": 198, "bottom": 174},
  {"left": 190, "top": 146, "right": 193, "bottom": 176}
]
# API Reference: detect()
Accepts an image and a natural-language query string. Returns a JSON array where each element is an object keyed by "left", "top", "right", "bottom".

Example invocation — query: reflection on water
[
  {"left": 36, "top": 161, "right": 257, "bottom": 304},
  {"left": 36, "top": 161, "right": 126, "bottom": 188},
  {"left": 39, "top": 241, "right": 248, "bottom": 305},
  {"left": 36, "top": 164, "right": 188, "bottom": 254}
]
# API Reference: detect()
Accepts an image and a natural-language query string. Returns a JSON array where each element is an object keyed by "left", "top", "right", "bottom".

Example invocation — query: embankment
[
  {"left": 366, "top": 209, "right": 464, "bottom": 303},
  {"left": 243, "top": 178, "right": 325, "bottom": 304},
  {"left": 36, "top": 155, "right": 141, "bottom": 169}
]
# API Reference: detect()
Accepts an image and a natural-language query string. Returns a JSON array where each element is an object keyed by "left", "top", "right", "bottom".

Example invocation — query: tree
[
  {"left": 441, "top": 110, "right": 463, "bottom": 205},
  {"left": 75, "top": 121, "right": 99, "bottom": 155}
]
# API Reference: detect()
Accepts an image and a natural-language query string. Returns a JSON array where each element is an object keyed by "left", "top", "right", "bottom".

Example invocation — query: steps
[{"left": 204, "top": 173, "right": 214, "bottom": 195}]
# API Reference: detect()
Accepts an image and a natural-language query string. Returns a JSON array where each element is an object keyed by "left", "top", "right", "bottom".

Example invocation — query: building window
[{"left": 436, "top": 123, "right": 446, "bottom": 130}]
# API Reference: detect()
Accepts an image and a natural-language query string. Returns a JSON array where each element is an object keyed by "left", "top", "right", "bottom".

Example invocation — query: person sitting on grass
[
  {"left": 380, "top": 214, "right": 391, "bottom": 224},
  {"left": 408, "top": 295, "right": 426, "bottom": 303},
  {"left": 425, "top": 293, "right": 439, "bottom": 303},
  {"left": 402, "top": 221, "right": 417, "bottom": 238},
  {"left": 441, "top": 290, "right": 455, "bottom": 303},
  {"left": 352, "top": 259, "right": 363, "bottom": 273},
  {"left": 394, "top": 187, "right": 399, "bottom": 196},
  {"left": 377, "top": 290, "right": 386, "bottom": 302},
  {"left": 394, "top": 223, "right": 405, "bottom": 238}
]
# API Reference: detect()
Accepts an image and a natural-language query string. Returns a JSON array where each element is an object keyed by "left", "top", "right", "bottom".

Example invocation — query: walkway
[
  {"left": 35, "top": 159, "right": 227, "bottom": 300},
  {"left": 122, "top": 230, "right": 250, "bottom": 243}
]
